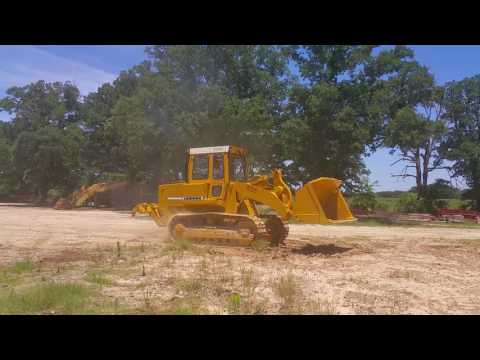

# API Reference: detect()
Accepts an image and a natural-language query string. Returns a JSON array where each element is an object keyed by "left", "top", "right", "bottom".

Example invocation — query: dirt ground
[{"left": 1, "top": 203, "right": 480, "bottom": 314}]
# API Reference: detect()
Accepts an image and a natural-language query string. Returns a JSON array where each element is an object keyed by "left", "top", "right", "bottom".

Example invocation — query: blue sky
[{"left": 0, "top": 45, "right": 479, "bottom": 191}]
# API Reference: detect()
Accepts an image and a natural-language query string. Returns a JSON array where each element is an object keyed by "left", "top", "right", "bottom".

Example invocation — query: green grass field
[{"left": 372, "top": 197, "right": 469, "bottom": 213}]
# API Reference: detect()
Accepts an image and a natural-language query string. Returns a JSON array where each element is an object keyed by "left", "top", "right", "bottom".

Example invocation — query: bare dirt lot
[{"left": 1, "top": 203, "right": 480, "bottom": 314}]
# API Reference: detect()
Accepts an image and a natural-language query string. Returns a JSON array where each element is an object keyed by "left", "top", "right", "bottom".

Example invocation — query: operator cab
[
  {"left": 188, "top": 145, "right": 248, "bottom": 182},
  {"left": 187, "top": 145, "right": 249, "bottom": 198}
]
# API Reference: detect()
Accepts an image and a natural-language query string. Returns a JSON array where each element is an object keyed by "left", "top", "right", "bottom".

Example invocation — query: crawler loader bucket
[{"left": 292, "top": 177, "right": 356, "bottom": 224}]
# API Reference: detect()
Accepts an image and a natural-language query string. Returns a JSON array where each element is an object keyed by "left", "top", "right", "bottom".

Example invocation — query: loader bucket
[{"left": 292, "top": 177, "right": 356, "bottom": 224}]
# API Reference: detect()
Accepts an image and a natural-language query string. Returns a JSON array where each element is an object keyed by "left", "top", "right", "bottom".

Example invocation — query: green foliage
[
  {"left": 375, "top": 197, "right": 398, "bottom": 212},
  {"left": 349, "top": 192, "right": 378, "bottom": 212},
  {"left": 375, "top": 191, "right": 405, "bottom": 198},
  {"left": 442, "top": 75, "right": 480, "bottom": 210},
  {"left": 0, "top": 81, "right": 80, "bottom": 136},
  {"left": 11, "top": 125, "right": 84, "bottom": 199},
  {"left": 460, "top": 200, "right": 476, "bottom": 210},
  {"left": 0, "top": 132, "right": 11, "bottom": 194},
  {"left": 395, "top": 192, "right": 420, "bottom": 213},
  {"left": 227, "top": 293, "right": 242, "bottom": 314},
  {"left": 393, "top": 191, "right": 448, "bottom": 214},
  {"left": 347, "top": 176, "right": 378, "bottom": 211},
  {"left": 281, "top": 45, "right": 426, "bottom": 190},
  {"left": 424, "top": 179, "right": 461, "bottom": 200},
  {"left": 0, "top": 81, "right": 84, "bottom": 198},
  {"left": 0, "top": 46, "right": 476, "bottom": 204},
  {"left": 384, "top": 77, "right": 447, "bottom": 197}
]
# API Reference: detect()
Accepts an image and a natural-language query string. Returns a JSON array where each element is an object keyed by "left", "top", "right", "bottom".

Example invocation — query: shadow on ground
[{"left": 292, "top": 243, "right": 352, "bottom": 256}]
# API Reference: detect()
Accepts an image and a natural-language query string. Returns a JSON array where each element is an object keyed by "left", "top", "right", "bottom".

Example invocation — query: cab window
[
  {"left": 213, "top": 154, "right": 224, "bottom": 179},
  {"left": 231, "top": 155, "right": 246, "bottom": 181},
  {"left": 192, "top": 155, "right": 209, "bottom": 179}
]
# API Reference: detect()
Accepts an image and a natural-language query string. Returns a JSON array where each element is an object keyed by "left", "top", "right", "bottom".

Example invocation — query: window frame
[
  {"left": 212, "top": 154, "right": 224, "bottom": 180},
  {"left": 191, "top": 154, "right": 210, "bottom": 180},
  {"left": 230, "top": 154, "right": 246, "bottom": 181}
]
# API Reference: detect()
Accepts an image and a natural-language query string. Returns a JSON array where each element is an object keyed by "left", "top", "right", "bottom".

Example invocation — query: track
[{"left": 167, "top": 212, "right": 289, "bottom": 247}]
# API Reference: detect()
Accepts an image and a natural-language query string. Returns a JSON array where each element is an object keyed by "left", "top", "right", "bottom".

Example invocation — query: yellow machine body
[{"left": 132, "top": 145, "right": 356, "bottom": 227}]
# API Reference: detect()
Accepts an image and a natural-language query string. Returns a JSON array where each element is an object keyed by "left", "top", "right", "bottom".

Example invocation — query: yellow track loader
[{"left": 132, "top": 145, "right": 356, "bottom": 246}]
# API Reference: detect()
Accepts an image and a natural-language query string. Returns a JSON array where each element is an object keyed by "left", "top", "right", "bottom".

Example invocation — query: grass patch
[
  {"left": 274, "top": 273, "right": 302, "bottom": 314},
  {"left": 0, "top": 260, "right": 38, "bottom": 286},
  {"left": 0, "top": 282, "right": 92, "bottom": 314},
  {"left": 343, "top": 217, "right": 480, "bottom": 229},
  {"left": 225, "top": 292, "right": 268, "bottom": 315},
  {"left": 157, "top": 296, "right": 203, "bottom": 315},
  {"left": 162, "top": 238, "right": 194, "bottom": 255},
  {"left": 458, "top": 239, "right": 480, "bottom": 248},
  {"left": 342, "top": 218, "right": 412, "bottom": 227},
  {"left": 8, "top": 260, "right": 36, "bottom": 274},
  {"left": 85, "top": 271, "right": 114, "bottom": 286},
  {"left": 240, "top": 267, "right": 258, "bottom": 298},
  {"left": 426, "top": 221, "right": 480, "bottom": 229},
  {"left": 304, "top": 298, "right": 337, "bottom": 315},
  {"left": 227, "top": 293, "right": 242, "bottom": 314},
  {"left": 177, "top": 278, "right": 205, "bottom": 296}
]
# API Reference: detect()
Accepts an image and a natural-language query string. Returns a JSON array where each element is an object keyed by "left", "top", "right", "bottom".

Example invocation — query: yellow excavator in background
[
  {"left": 132, "top": 145, "right": 356, "bottom": 246},
  {"left": 55, "top": 182, "right": 127, "bottom": 209}
]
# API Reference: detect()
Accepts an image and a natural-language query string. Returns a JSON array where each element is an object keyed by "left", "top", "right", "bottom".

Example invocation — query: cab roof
[{"left": 189, "top": 145, "right": 246, "bottom": 155}]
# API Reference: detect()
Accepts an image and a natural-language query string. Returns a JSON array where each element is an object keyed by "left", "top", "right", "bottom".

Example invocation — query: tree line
[{"left": 0, "top": 45, "right": 479, "bottom": 210}]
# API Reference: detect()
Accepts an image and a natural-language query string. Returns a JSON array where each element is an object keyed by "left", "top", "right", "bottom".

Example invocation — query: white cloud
[{"left": 0, "top": 46, "right": 117, "bottom": 96}]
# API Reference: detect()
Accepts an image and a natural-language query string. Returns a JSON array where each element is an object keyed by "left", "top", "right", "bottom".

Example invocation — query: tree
[
  {"left": 425, "top": 179, "right": 461, "bottom": 199},
  {"left": 0, "top": 81, "right": 81, "bottom": 137},
  {"left": 378, "top": 56, "right": 448, "bottom": 198},
  {"left": 10, "top": 126, "right": 84, "bottom": 200},
  {"left": 105, "top": 45, "right": 292, "bottom": 181},
  {"left": 79, "top": 65, "right": 148, "bottom": 182},
  {"left": 385, "top": 100, "right": 446, "bottom": 197},
  {"left": 442, "top": 75, "right": 480, "bottom": 210},
  {"left": 0, "top": 124, "right": 12, "bottom": 194},
  {"left": 0, "top": 81, "right": 84, "bottom": 200},
  {"left": 281, "top": 45, "right": 423, "bottom": 190}
]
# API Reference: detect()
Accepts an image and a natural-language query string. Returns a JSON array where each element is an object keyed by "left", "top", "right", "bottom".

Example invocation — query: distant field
[
  {"left": 344, "top": 218, "right": 480, "bottom": 229},
  {"left": 375, "top": 197, "right": 398, "bottom": 212},
  {"left": 374, "top": 197, "right": 468, "bottom": 212}
]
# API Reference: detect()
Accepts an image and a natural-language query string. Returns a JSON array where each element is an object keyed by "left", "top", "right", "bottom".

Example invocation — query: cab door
[{"left": 188, "top": 153, "right": 226, "bottom": 200}]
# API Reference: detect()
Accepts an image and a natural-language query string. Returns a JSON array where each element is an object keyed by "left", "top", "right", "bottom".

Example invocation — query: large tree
[
  {"left": 0, "top": 123, "right": 12, "bottom": 194},
  {"left": 11, "top": 125, "right": 84, "bottom": 200},
  {"left": 0, "top": 81, "right": 84, "bottom": 199},
  {"left": 384, "top": 86, "right": 447, "bottom": 197},
  {"left": 0, "top": 81, "right": 81, "bottom": 137},
  {"left": 79, "top": 64, "right": 148, "bottom": 182},
  {"left": 88, "top": 45, "right": 293, "bottom": 183},
  {"left": 442, "top": 75, "right": 480, "bottom": 210},
  {"left": 281, "top": 45, "right": 424, "bottom": 190}
]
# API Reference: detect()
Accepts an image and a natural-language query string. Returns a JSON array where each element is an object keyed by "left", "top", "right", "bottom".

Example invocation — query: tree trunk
[
  {"left": 473, "top": 162, "right": 480, "bottom": 211},
  {"left": 415, "top": 149, "right": 423, "bottom": 199},
  {"left": 421, "top": 139, "right": 431, "bottom": 197},
  {"left": 474, "top": 177, "right": 480, "bottom": 212}
]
